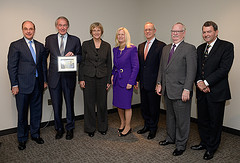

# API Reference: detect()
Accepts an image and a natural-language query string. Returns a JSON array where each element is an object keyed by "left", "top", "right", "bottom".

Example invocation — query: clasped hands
[{"left": 197, "top": 81, "right": 210, "bottom": 93}]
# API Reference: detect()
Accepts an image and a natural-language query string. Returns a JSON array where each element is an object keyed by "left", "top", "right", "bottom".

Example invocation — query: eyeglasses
[{"left": 171, "top": 30, "right": 184, "bottom": 33}]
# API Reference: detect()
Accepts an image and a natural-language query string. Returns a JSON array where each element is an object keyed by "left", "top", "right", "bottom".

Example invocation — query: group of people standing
[{"left": 7, "top": 16, "right": 234, "bottom": 161}]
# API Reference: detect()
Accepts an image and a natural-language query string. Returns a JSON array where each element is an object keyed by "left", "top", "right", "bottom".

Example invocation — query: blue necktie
[{"left": 29, "top": 41, "right": 38, "bottom": 77}]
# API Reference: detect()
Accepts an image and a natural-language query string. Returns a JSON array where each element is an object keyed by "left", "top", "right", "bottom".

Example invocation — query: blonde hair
[{"left": 115, "top": 27, "right": 133, "bottom": 48}]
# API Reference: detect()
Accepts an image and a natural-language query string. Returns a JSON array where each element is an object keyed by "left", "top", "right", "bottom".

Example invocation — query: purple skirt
[{"left": 112, "top": 81, "right": 133, "bottom": 109}]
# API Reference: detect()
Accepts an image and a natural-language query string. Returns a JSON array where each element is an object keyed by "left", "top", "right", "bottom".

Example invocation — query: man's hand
[
  {"left": 79, "top": 81, "right": 85, "bottom": 88},
  {"left": 203, "top": 86, "right": 210, "bottom": 93},
  {"left": 134, "top": 82, "right": 139, "bottom": 90},
  {"left": 197, "top": 81, "right": 206, "bottom": 91},
  {"left": 155, "top": 84, "right": 162, "bottom": 96},
  {"left": 44, "top": 82, "right": 48, "bottom": 89},
  {"left": 106, "top": 83, "right": 111, "bottom": 90},
  {"left": 182, "top": 89, "right": 190, "bottom": 102},
  {"left": 65, "top": 51, "right": 74, "bottom": 56},
  {"left": 12, "top": 87, "right": 19, "bottom": 95}
]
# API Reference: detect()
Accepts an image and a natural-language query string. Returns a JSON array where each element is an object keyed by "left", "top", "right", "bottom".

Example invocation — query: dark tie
[
  {"left": 204, "top": 44, "right": 211, "bottom": 58},
  {"left": 167, "top": 44, "right": 176, "bottom": 64},
  {"left": 29, "top": 41, "right": 38, "bottom": 77},
  {"left": 59, "top": 35, "right": 65, "bottom": 56}
]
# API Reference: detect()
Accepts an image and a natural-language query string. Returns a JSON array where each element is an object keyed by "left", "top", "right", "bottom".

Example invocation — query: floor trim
[{"left": 0, "top": 104, "right": 239, "bottom": 136}]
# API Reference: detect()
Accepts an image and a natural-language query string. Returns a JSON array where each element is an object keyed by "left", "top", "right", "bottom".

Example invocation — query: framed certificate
[{"left": 58, "top": 56, "right": 77, "bottom": 72}]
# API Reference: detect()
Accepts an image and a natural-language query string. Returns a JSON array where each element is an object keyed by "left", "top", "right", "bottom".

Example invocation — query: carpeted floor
[{"left": 0, "top": 108, "right": 240, "bottom": 163}]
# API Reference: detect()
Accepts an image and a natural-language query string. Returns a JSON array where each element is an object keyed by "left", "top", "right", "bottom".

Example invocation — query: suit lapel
[
  {"left": 90, "top": 38, "right": 98, "bottom": 54},
  {"left": 54, "top": 34, "right": 61, "bottom": 56},
  {"left": 34, "top": 40, "right": 40, "bottom": 64},
  {"left": 147, "top": 39, "right": 157, "bottom": 56},
  {"left": 141, "top": 41, "right": 146, "bottom": 62},
  {"left": 64, "top": 34, "right": 71, "bottom": 55},
  {"left": 205, "top": 38, "right": 220, "bottom": 61},
  {"left": 21, "top": 38, "right": 36, "bottom": 64},
  {"left": 164, "top": 44, "right": 171, "bottom": 69},
  {"left": 167, "top": 41, "right": 184, "bottom": 67}
]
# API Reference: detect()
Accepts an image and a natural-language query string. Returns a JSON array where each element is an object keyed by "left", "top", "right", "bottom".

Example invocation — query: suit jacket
[
  {"left": 45, "top": 33, "right": 82, "bottom": 89},
  {"left": 7, "top": 38, "right": 47, "bottom": 94},
  {"left": 78, "top": 39, "right": 112, "bottom": 82},
  {"left": 137, "top": 39, "right": 166, "bottom": 91},
  {"left": 157, "top": 41, "right": 197, "bottom": 99},
  {"left": 196, "top": 38, "right": 234, "bottom": 102},
  {"left": 112, "top": 45, "right": 139, "bottom": 87}
]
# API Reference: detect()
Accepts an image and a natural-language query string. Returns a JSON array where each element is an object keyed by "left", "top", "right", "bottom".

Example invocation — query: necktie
[
  {"left": 59, "top": 35, "right": 65, "bottom": 56},
  {"left": 204, "top": 44, "right": 211, "bottom": 58},
  {"left": 29, "top": 41, "right": 38, "bottom": 77},
  {"left": 167, "top": 44, "right": 176, "bottom": 64},
  {"left": 144, "top": 41, "right": 151, "bottom": 60}
]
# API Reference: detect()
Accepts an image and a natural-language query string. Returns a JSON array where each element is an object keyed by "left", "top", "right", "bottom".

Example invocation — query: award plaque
[{"left": 58, "top": 56, "right": 77, "bottom": 72}]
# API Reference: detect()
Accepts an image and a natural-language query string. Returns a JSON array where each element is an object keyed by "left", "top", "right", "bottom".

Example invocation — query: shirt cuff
[{"left": 204, "top": 80, "right": 209, "bottom": 87}]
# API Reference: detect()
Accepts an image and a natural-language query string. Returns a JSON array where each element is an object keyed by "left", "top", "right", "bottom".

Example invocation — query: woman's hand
[
  {"left": 126, "top": 84, "right": 132, "bottom": 89},
  {"left": 106, "top": 83, "right": 111, "bottom": 90},
  {"left": 111, "top": 75, "right": 114, "bottom": 85}
]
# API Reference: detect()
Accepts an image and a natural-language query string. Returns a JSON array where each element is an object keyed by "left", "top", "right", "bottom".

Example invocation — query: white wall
[
  {"left": 0, "top": 0, "right": 239, "bottom": 131},
  {"left": 140, "top": 0, "right": 240, "bottom": 130}
]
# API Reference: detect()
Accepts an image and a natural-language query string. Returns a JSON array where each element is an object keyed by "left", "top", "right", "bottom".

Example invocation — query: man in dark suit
[
  {"left": 45, "top": 16, "right": 82, "bottom": 140},
  {"left": 7, "top": 21, "right": 47, "bottom": 150},
  {"left": 156, "top": 22, "right": 197, "bottom": 156},
  {"left": 191, "top": 21, "right": 234, "bottom": 160},
  {"left": 136, "top": 22, "right": 165, "bottom": 139}
]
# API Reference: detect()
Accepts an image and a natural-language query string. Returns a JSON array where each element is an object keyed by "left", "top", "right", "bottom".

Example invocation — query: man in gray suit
[{"left": 156, "top": 22, "right": 197, "bottom": 156}]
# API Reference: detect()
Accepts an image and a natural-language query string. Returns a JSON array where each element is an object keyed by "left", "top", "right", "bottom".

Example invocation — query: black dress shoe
[
  {"left": 191, "top": 144, "right": 205, "bottom": 150},
  {"left": 118, "top": 127, "right": 125, "bottom": 133},
  {"left": 99, "top": 131, "right": 107, "bottom": 135},
  {"left": 55, "top": 130, "right": 65, "bottom": 139},
  {"left": 172, "top": 149, "right": 185, "bottom": 156},
  {"left": 203, "top": 151, "right": 214, "bottom": 160},
  {"left": 18, "top": 141, "right": 26, "bottom": 150},
  {"left": 31, "top": 137, "right": 44, "bottom": 144},
  {"left": 137, "top": 127, "right": 149, "bottom": 134},
  {"left": 88, "top": 132, "right": 95, "bottom": 137},
  {"left": 66, "top": 129, "right": 73, "bottom": 140},
  {"left": 147, "top": 131, "right": 156, "bottom": 139},
  {"left": 119, "top": 128, "right": 132, "bottom": 137},
  {"left": 159, "top": 140, "right": 174, "bottom": 146}
]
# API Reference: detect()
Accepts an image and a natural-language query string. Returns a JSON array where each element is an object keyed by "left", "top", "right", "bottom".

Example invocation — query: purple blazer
[{"left": 112, "top": 45, "right": 139, "bottom": 87}]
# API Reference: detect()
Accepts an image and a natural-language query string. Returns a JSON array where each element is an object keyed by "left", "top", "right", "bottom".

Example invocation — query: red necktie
[{"left": 144, "top": 41, "right": 151, "bottom": 60}]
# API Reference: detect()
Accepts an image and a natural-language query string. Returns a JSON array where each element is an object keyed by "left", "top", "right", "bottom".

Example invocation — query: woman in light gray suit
[{"left": 79, "top": 22, "right": 112, "bottom": 137}]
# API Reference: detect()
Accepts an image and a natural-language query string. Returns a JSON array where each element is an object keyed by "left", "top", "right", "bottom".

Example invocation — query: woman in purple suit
[{"left": 111, "top": 27, "right": 139, "bottom": 136}]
